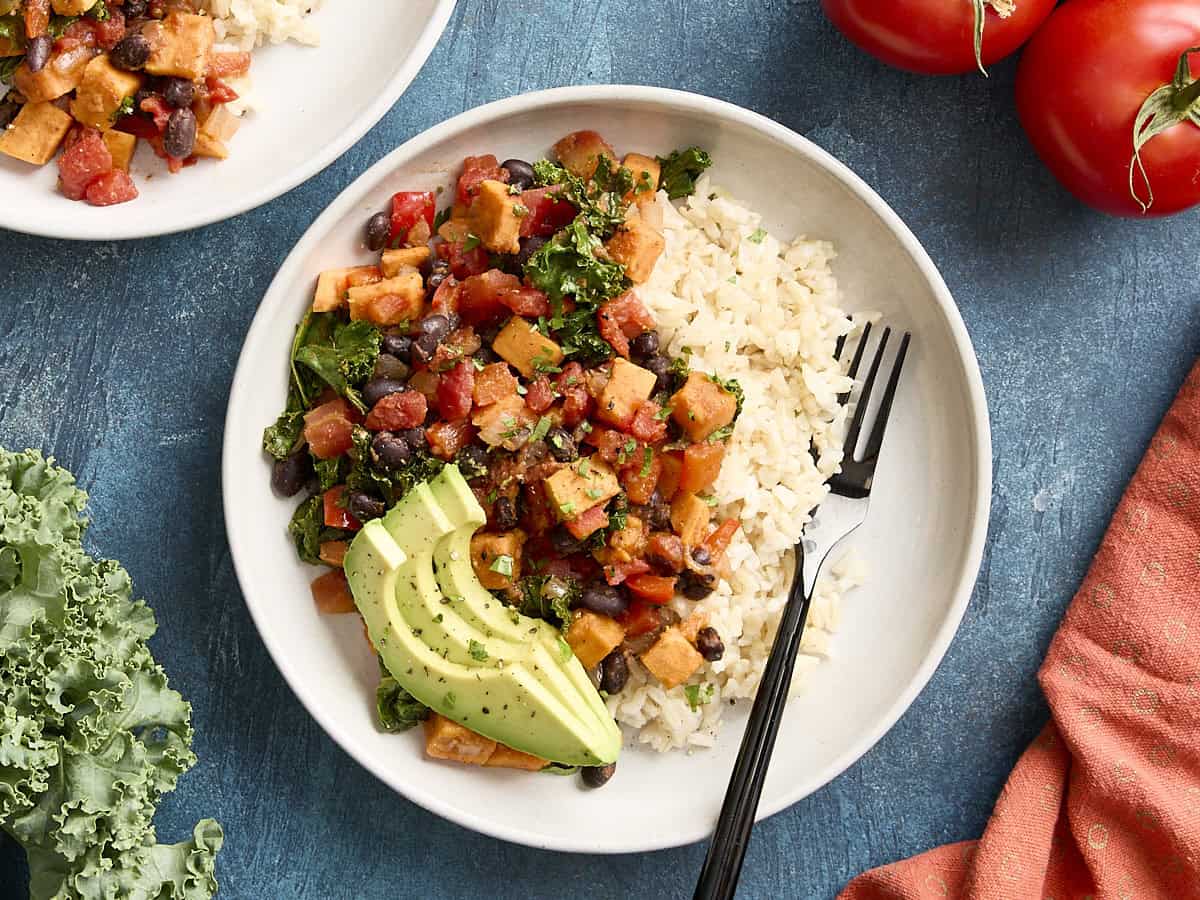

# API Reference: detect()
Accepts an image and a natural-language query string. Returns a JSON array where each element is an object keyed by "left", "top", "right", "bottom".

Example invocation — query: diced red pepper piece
[
  {"left": 436, "top": 360, "right": 475, "bottom": 421},
  {"left": 304, "top": 397, "right": 358, "bottom": 459},
  {"left": 518, "top": 186, "right": 578, "bottom": 237},
  {"left": 311, "top": 568, "right": 357, "bottom": 614},
  {"left": 617, "top": 597, "right": 663, "bottom": 637},
  {"left": 701, "top": 518, "right": 740, "bottom": 561},
  {"left": 604, "top": 558, "right": 651, "bottom": 586},
  {"left": 525, "top": 375, "right": 556, "bottom": 414},
  {"left": 624, "top": 573, "right": 677, "bottom": 604},
  {"left": 323, "top": 487, "right": 361, "bottom": 531},
  {"left": 426, "top": 420, "right": 475, "bottom": 460},
  {"left": 585, "top": 426, "right": 641, "bottom": 466},
  {"left": 564, "top": 504, "right": 609, "bottom": 540},
  {"left": 364, "top": 390, "right": 428, "bottom": 431},
  {"left": 456, "top": 154, "right": 507, "bottom": 205},
  {"left": 436, "top": 240, "right": 491, "bottom": 280},
  {"left": 389, "top": 191, "right": 437, "bottom": 245}
]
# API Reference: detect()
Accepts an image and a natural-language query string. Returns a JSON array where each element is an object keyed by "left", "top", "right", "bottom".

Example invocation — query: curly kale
[
  {"left": 656, "top": 147, "right": 713, "bottom": 199},
  {"left": 375, "top": 659, "right": 428, "bottom": 732}
]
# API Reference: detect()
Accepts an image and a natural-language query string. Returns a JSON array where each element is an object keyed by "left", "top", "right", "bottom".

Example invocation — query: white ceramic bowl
[
  {"left": 0, "top": 0, "right": 455, "bottom": 240},
  {"left": 222, "top": 86, "right": 992, "bottom": 853}
]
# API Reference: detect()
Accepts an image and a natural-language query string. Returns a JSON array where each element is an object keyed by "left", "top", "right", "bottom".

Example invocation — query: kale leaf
[
  {"left": 657, "top": 147, "right": 713, "bottom": 199},
  {"left": 376, "top": 660, "right": 429, "bottom": 732},
  {"left": 517, "top": 574, "right": 579, "bottom": 629},
  {"left": 261, "top": 392, "right": 305, "bottom": 460},
  {"left": 286, "top": 495, "right": 351, "bottom": 565},
  {"left": 334, "top": 319, "right": 382, "bottom": 385},
  {"left": 532, "top": 158, "right": 630, "bottom": 238},
  {"left": 0, "top": 55, "right": 19, "bottom": 84},
  {"left": 312, "top": 455, "right": 343, "bottom": 491},
  {"left": 344, "top": 426, "right": 443, "bottom": 506}
]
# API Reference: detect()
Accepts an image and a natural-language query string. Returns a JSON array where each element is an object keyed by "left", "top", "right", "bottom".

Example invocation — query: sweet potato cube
[
  {"left": 473, "top": 362, "right": 519, "bottom": 407},
  {"left": 604, "top": 219, "right": 664, "bottom": 284},
  {"left": 484, "top": 745, "right": 548, "bottom": 771},
  {"left": 607, "top": 514, "right": 645, "bottom": 563},
  {"left": 492, "top": 317, "right": 563, "bottom": 379},
  {"left": 381, "top": 246, "right": 431, "bottom": 277},
  {"left": 70, "top": 55, "right": 141, "bottom": 130},
  {"left": 566, "top": 610, "right": 626, "bottom": 669},
  {"left": 192, "top": 132, "right": 229, "bottom": 160},
  {"left": 346, "top": 271, "right": 424, "bottom": 326},
  {"left": 623, "top": 153, "right": 661, "bottom": 201},
  {"left": 52, "top": 0, "right": 98, "bottom": 13},
  {"left": 544, "top": 458, "right": 620, "bottom": 520},
  {"left": 679, "top": 611, "right": 710, "bottom": 644},
  {"left": 656, "top": 451, "right": 684, "bottom": 500},
  {"left": 318, "top": 540, "right": 349, "bottom": 568},
  {"left": 472, "top": 393, "right": 536, "bottom": 450},
  {"left": 597, "top": 358, "right": 657, "bottom": 428},
  {"left": 468, "top": 179, "right": 523, "bottom": 254},
  {"left": 424, "top": 714, "right": 497, "bottom": 765},
  {"left": 102, "top": 129, "right": 137, "bottom": 171},
  {"left": 554, "top": 129, "right": 616, "bottom": 179},
  {"left": 144, "top": 13, "right": 215, "bottom": 81},
  {"left": 670, "top": 492, "right": 711, "bottom": 547},
  {"left": 679, "top": 442, "right": 726, "bottom": 494},
  {"left": 670, "top": 372, "right": 738, "bottom": 441},
  {"left": 312, "top": 265, "right": 382, "bottom": 312},
  {"left": 199, "top": 102, "right": 240, "bottom": 142},
  {"left": 0, "top": 102, "right": 73, "bottom": 165},
  {"left": 470, "top": 530, "right": 525, "bottom": 590},
  {"left": 13, "top": 46, "right": 93, "bottom": 103},
  {"left": 640, "top": 627, "right": 704, "bottom": 689}
]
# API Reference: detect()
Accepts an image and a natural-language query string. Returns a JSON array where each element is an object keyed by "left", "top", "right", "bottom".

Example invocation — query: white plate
[
  {"left": 0, "top": 0, "right": 455, "bottom": 240},
  {"left": 222, "top": 86, "right": 992, "bottom": 853}
]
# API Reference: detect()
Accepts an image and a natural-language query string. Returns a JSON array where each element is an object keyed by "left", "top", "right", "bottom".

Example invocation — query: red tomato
[
  {"left": 701, "top": 518, "right": 740, "bottom": 561},
  {"left": 628, "top": 400, "right": 668, "bottom": 445},
  {"left": 617, "top": 598, "right": 663, "bottom": 637},
  {"left": 525, "top": 375, "right": 556, "bottom": 414},
  {"left": 555, "top": 362, "right": 592, "bottom": 426},
  {"left": 821, "top": 0, "right": 1055, "bottom": 75},
  {"left": 311, "top": 569, "right": 358, "bottom": 614},
  {"left": 624, "top": 573, "right": 677, "bottom": 604},
  {"left": 323, "top": 487, "right": 361, "bottom": 531},
  {"left": 204, "top": 76, "right": 239, "bottom": 105},
  {"left": 304, "top": 397, "right": 357, "bottom": 458},
  {"left": 437, "top": 360, "right": 475, "bottom": 421},
  {"left": 139, "top": 95, "right": 172, "bottom": 132},
  {"left": 518, "top": 187, "right": 578, "bottom": 237},
  {"left": 596, "top": 291, "right": 656, "bottom": 359},
  {"left": 1016, "top": 0, "right": 1200, "bottom": 218},
  {"left": 498, "top": 286, "right": 551, "bottom": 318},
  {"left": 436, "top": 240, "right": 490, "bottom": 280},
  {"left": 456, "top": 154, "right": 508, "bottom": 205},
  {"left": 459, "top": 269, "right": 519, "bottom": 324},
  {"left": 388, "top": 191, "right": 437, "bottom": 245},
  {"left": 57, "top": 128, "right": 112, "bottom": 202},
  {"left": 364, "top": 390, "right": 427, "bottom": 431},
  {"left": 92, "top": 9, "right": 126, "bottom": 50},
  {"left": 426, "top": 420, "right": 475, "bottom": 460},
  {"left": 208, "top": 51, "right": 252, "bottom": 78},
  {"left": 430, "top": 275, "right": 462, "bottom": 316},
  {"left": 85, "top": 170, "right": 138, "bottom": 206},
  {"left": 564, "top": 504, "right": 609, "bottom": 540}
]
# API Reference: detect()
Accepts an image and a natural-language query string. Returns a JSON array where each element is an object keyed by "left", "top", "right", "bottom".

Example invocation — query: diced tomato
[
  {"left": 701, "top": 518, "right": 740, "bottom": 561},
  {"left": 518, "top": 186, "right": 578, "bottom": 237},
  {"left": 656, "top": 451, "right": 684, "bottom": 500},
  {"left": 628, "top": 400, "right": 668, "bottom": 444},
  {"left": 303, "top": 397, "right": 358, "bottom": 459},
  {"left": 459, "top": 269, "right": 519, "bottom": 325},
  {"left": 364, "top": 390, "right": 427, "bottom": 431},
  {"left": 139, "top": 95, "right": 172, "bottom": 132},
  {"left": 204, "top": 76, "right": 239, "bottom": 105},
  {"left": 646, "top": 532, "right": 685, "bottom": 573},
  {"left": 525, "top": 375, "right": 556, "bottom": 414},
  {"left": 208, "top": 51, "right": 252, "bottom": 78},
  {"left": 323, "top": 487, "right": 361, "bottom": 531},
  {"left": 554, "top": 362, "right": 591, "bottom": 427},
  {"left": 436, "top": 240, "right": 491, "bottom": 280},
  {"left": 85, "top": 170, "right": 138, "bottom": 206},
  {"left": 389, "top": 191, "right": 437, "bottom": 245},
  {"left": 604, "top": 558, "right": 651, "bottom": 586},
  {"left": 311, "top": 568, "right": 357, "bottom": 614},
  {"left": 117, "top": 113, "right": 160, "bottom": 140},
  {"left": 498, "top": 286, "right": 550, "bottom": 318},
  {"left": 427, "top": 420, "right": 475, "bottom": 460},
  {"left": 430, "top": 275, "right": 462, "bottom": 316},
  {"left": 473, "top": 362, "right": 519, "bottom": 406},
  {"left": 91, "top": 9, "right": 125, "bottom": 49},
  {"left": 618, "top": 597, "right": 663, "bottom": 637},
  {"left": 437, "top": 360, "right": 475, "bottom": 421},
  {"left": 57, "top": 127, "right": 112, "bottom": 201},
  {"left": 23, "top": 0, "right": 49, "bottom": 38},
  {"left": 456, "top": 154, "right": 507, "bottom": 205},
  {"left": 624, "top": 573, "right": 677, "bottom": 604},
  {"left": 586, "top": 426, "right": 639, "bottom": 466},
  {"left": 596, "top": 291, "right": 656, "bottom": 359},
  {"left": 621, "top": 452, "right": 661, "bottom": 505},
  {"left": 679, "top": 442, "right": 726, "bottom": 494},
  {"left": 564, "top": 504, "right": 609, "bottom": 540}
]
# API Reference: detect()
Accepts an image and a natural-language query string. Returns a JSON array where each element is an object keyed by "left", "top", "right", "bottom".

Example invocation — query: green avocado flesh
[{"left": 344, "top": 465, "right": 622, "bottom": 767}]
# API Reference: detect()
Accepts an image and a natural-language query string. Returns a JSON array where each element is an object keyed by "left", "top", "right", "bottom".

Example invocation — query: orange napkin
[{"left": 841, "top": 359, "right": 1200, "bottom": 900}]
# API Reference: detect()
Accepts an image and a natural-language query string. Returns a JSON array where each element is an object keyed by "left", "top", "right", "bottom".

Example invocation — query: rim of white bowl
[
  {"left": 222, "top": 84, "right": 993, "bottom": 854},
  {"left": 1, "top": 0, "right": 457, "bottom": 242}
]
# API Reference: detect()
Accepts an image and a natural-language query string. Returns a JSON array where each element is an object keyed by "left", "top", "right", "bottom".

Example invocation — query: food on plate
[
  {"left": 0, "top": 448, "right": 222, "bottom": 898},
  {"left": 1016, "top": 0, "right": 1200, "bottom": 218},
  {"left": 0, "top": 0, "right": 316, "bottom": 206},
  {"left": 262, "top": 130, "right": 865, "bottom": 782},
  {"left": 821, "top": 0, "right": 1055, "bottom": 75}
]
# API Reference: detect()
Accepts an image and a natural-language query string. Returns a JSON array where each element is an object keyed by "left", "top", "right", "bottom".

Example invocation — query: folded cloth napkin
[{"left": 840, "top": 358, "right": 1200, "bottom": 900}]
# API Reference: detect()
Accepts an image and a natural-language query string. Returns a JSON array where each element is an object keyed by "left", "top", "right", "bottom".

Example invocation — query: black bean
[
  {"left": 516, "top": 235, "right": 546, "bottom": 268},
  {"left": 110, "top": 32, "right": 151, "bottom": 71},
  {"left": 644, "top": 354, "right": 672, "bottom": 393},
  {"left": 372, "top": 353, "right": 410, "bottom": 382},
  {"left": 270, "top": 449, "right": 311, "bottom": 497},
  {"left": 473, "top": 346, "right": 499, "bottom": 366},
  {"left": 445, "top": 312, "right": 462, "bottom": 331},
  {"left": 581, "top": 762, "right": 615, "bottom": 788},
  {"left": 124, "top": 0, "right": 148, "bottom": 18},
  {"left": 365, "top": 211, "right": 390, "bottom": 252},
  {"left": 599, "top": 650, "right": 629, "bottom": 694},
  {"left": 362, "top": 378, "right": 407, "bottom": 409},
  {"left": 645, "top": 492, "right": 671, "bottom": 531},
  {"left": 411, "top": 332, "right": 439, "bottom": 365},
  {"left": 161, "top": 77, "right": 194, "bottom": 109},
  {"left": 163, "top": 107, "right": 196, "bottom": 158},
  {"left": 457, "top": 444, "right": 489, "bottom": 481},
  {"left": 493, "top": 496, "right": 518, "bottom": 530},
  {"left": 24, "top": 35, "right": 51, "bottom": 74},
  {"left": 549, "top": 526, "right": 584, "bottom": 556},
  {"left": 0, "top": 101, "right": 18, "bottom": 131},
  {"left": 545, "top": 427, "right": 578, "bottom": 463},
  {"left": 400, "top": 427, "right": 428, "bottom": 452},
  {"left": 690, "top": 546, "right": 712, "bottom": 567},
  {"left": 419, "top": 314, "right": 451, "bottom": 341},
  {"left": 348, "top": 491, "right": 386, "bottom": 522},
  {"left": 381, "top": 332, "right": 413, "bottom": 362},
  {"left": 680, "top": 570, "right": 716, "bottom": 600},
  {"left": 695, "top": 627, "right": 725, "bottom": 662},
  {"left": 368, "top": 432, "right": 407, "bottom": 471},
  {"left": 630, "top": 331, "right": 660, "bottom": 361},
  {"left": 426, "top": 259, "right": 451, "bottom": 295},
  {"left": 579, "top": 582, "right": 628, "bottom": 618},
  {"left": 500, "top": 158, "right": 535, "bottom": 190}
]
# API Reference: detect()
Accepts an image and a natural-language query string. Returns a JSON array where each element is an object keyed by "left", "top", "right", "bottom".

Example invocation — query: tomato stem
[{"left": 1172, "top": 73, "right": 1200, "bottom": 111}]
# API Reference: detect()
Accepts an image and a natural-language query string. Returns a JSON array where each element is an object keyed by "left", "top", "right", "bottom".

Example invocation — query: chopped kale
[
  {"left": 345, "top": 425, "right": 443, "bottom": 505},
  {"left": 656, "top": 147, "right": 713, "bottom": 199},
  {"left": 287, "top": 496, "right": 351, "bottom": 565},
  {"left": 261, "top": 392, "right": 305, "bottom": 460},
  {"left": 517, "top": 574, "right": 579, "bottom": 628},
  {"left": 313, "top": 455, "right": 343, "bottom": 491},
  {"left": 376, "top": 660, "right": 429, "bottom": 731}
]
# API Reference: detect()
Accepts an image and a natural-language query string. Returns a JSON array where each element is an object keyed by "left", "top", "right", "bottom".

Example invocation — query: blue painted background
[{"left": 3, "top": 2, "right": 1199, "bottom": 898}]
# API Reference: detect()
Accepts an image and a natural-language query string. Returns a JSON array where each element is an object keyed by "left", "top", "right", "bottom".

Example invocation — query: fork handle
[{"left": 693, "top": 549, "right": 812, "bottom": 900}]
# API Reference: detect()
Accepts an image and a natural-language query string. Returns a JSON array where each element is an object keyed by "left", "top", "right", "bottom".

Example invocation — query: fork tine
[
  {"left": 860, "top": 331, "right": 911, "bottom": 461},
  {"left": 833, "top": 333, "right": 846, "bottom": 362},
  {"left": 842, "top": 327, "right": 891, "bottom": 457},
  {"left": 836, "top": 321, "right": 872, "bottom": 406}
]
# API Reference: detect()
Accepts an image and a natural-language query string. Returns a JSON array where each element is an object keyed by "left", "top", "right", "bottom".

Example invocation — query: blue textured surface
[{"left": 3, "top": 3, "right": 1200, "bottom": 898}]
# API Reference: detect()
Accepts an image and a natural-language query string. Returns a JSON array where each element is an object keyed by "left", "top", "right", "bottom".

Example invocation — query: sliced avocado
[{"left": 345, "top": 466, "right": 622, "bottom": 767}]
